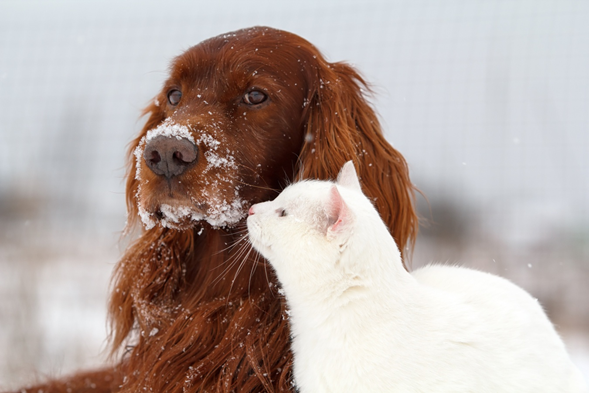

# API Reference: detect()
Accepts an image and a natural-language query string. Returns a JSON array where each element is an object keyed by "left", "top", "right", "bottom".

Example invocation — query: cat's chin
[
  {"left": 246, "top": 224, "right": 272, "bottom": 260},
  {"left": 248, "top": 237, "right": 271, "bottom": 259}
]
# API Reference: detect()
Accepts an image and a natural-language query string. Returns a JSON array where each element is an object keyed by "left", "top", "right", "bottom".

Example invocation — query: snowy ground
[
  {"left": 1, "top": 239, "right": 588, "bottom": 390},
  {"left": 0, "top": 238, "right": 116, "bottom": 390}
]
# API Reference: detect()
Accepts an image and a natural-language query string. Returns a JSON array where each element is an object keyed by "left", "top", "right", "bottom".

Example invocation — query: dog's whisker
[
  {"left": 233, "top": 161, "right": 279, "bottom": 193},
  {"left": 234, "top": 179, "right": 278, "bottom": 192}
]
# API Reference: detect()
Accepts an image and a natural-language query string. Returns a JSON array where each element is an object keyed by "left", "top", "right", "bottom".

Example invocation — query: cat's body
[{"left": 247, "top": 162, "right": 587, "bottom": 393}]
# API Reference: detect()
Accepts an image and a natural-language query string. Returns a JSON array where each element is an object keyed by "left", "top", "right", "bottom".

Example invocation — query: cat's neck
[{"left": 281, "top": 220, "right": 416, "bottom": 325}]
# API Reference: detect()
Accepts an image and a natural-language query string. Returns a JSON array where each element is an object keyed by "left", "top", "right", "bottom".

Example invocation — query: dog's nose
[
  {"left": 248, "top": 206, "right": 255, "bottom": 216},
  {"left": 143, "top": 136, "right": 198, "bottom": 178}
]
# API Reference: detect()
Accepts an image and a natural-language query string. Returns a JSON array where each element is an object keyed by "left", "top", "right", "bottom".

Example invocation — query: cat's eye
[
  {"left": 278, "top": 208, "right": 288, "bottom": 217},
  {"left": 167, "top": 89, "right": 182, "bottom": 106}
]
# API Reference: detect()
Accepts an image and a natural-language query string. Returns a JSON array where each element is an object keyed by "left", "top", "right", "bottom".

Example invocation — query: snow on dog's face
[
  {"left": 134, "top": 119, "right": 248, "bottom": 229},
  {"left": 247, "top": 162, "right": 363, "bottom": 279},
  {"left": 130, "top": 28, "right": 313, "bottom": 231}
]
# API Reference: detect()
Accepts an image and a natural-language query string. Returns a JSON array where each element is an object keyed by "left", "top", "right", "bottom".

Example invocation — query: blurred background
[{"left": 1, "top": 0, "right": 587, "bottom": 389}]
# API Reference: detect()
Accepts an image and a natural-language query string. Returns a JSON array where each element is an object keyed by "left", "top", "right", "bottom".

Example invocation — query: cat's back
[
  {"left": 410, "top": 264, "right": 588, "bottom": 392},
  {"left": 411, "top": 263, "right": 558, "bottom": 345},
  {"left": 412, "top": 263, "right": 535, "bottom": 308}
]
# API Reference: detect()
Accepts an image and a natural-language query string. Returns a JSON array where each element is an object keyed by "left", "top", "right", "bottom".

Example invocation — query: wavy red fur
[{"left": 12, "top": 26, "right": 417, "bottom": 393}]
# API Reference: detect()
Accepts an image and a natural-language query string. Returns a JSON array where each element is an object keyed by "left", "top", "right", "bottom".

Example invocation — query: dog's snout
[{"left": 143, "top": 135, "right": 198, "bottom": 178}]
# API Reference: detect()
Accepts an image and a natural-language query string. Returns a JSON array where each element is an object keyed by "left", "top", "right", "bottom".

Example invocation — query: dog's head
[
  {"left": 129, "top": 27, "right": 317, "bottom": 230},
  {"left": 127, "top": 26, "right": 417, "bottom": 260}
]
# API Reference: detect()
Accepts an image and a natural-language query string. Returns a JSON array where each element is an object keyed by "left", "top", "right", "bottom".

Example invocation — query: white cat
[{"left": 247, "top": 161, "right": 588, "bottom": 393}]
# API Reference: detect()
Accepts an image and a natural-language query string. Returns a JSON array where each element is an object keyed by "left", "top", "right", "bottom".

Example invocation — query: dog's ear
[
  {"left": 296, "top": 58, "right": 418, "bottom": 268},
  {"left": 124, "top": 99, "right": 166, "bottom": 233}
]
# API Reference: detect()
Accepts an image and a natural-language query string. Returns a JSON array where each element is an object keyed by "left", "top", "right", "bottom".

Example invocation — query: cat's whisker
[
  {"left": 247, "top": 245, "right": 258, "bottom": 298},
  {"left": 230, "top": 227, "right": 250, "bottom": 236},
  {"left": 242, "top": 235, "right": 275, "bottom": 298},
  {"left": 211, "top": 248, "right": 246, "bottom": 275},
  {"left": 211, "top": 241, "right": 251, "bottom": 284},
  {"left": 211, "top": 230, "right": 251, "bottom": 272},
  {"left": 211, "top": 241, "right": 253, "bottom": 286},
  {"left": 230, "top": 221, "right": 249, "bottom": 233},
  {"left": 210, "top": 246, "right": 242, "bottom": 274},
  {"left": 224, "top": 238, "right": 258, "bottom": 301},
  {"left": 260, "top": 253, "right": 275, "bottom": 297},
  {"left": 214, "top": 233, "right": 249, "bottom": 257},
  {"left": 210, "top": 259, "right": 238, "bottom": 286},
  {"left": 227, "top": 255, "right": 249, "bottom": 303}
]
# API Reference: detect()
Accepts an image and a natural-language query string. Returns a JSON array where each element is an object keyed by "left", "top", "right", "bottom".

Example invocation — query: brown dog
[{"left": 16, "top": 26, "right": 417, "bottom": 393}]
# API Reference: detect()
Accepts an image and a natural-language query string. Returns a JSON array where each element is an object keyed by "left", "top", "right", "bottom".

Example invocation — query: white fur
[{"left": 247, "top": 161, "right": 588, "bottom": 393}]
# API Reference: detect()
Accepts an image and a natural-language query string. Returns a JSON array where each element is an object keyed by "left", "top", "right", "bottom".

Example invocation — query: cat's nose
[{"left": 248, "top": 206, "right": 255, "bottom": 216}]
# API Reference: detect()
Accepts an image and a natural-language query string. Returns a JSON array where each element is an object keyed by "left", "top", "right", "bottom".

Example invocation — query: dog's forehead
[{"left": 169, "top": 27, "right": 318, "bottom": 84}]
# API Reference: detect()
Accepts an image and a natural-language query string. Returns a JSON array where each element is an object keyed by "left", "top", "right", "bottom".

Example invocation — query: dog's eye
[
  {"left": 167, "top": 89, "right": 182, "bottom": 106},
  {"left": 243, "top": 90, "right": 267, "bottom": 105},
  {"left": 277, "top": 208, "right": 288, "bottom": 217}
]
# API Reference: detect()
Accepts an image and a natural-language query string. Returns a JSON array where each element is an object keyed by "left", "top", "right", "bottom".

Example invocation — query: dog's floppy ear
[{"left": 296, "top": 58, "right": 418, "bottom": 268}]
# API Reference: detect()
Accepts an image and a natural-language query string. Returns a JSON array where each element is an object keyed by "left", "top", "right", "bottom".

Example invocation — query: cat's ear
[
  {"left": 336, "top": 161, "right": 362, "bottom": 192},
  {"left": 326, "top": 185, "right": 352, "bottom": 240}
]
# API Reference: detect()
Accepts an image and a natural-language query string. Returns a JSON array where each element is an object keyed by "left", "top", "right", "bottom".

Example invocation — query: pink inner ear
[{"left": 327, "top": 186, "right": 347, "bottom": 234}]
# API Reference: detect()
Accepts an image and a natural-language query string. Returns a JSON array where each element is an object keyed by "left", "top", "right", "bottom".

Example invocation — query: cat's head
[{"left": 247, "top": 161, "right": 373, "bottom": 279}]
